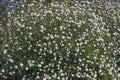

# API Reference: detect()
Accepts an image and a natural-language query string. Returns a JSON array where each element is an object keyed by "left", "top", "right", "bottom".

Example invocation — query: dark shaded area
[
  {"left": 0, "top": 3, "right": 7, "bottom": 23},
  {"left": 45, "top": 0, "right": 51, "bottom": 5},
  {"left": 114, "top": 53, "right": 120, "bottom": 73}
]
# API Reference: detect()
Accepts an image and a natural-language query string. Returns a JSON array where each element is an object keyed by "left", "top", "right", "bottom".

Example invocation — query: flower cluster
[{"left": 0, "top": 0, "right": 120, "bottom": 80}]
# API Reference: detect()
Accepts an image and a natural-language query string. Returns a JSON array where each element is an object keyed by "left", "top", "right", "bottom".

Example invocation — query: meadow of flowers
[{"left": 0, "top": 0, "right": 120, "bottom": 80}]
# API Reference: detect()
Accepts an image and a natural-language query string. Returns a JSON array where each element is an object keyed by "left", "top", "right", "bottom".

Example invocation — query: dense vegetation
[{"left": 0, "top": 0, "right": 120, "bottom": 80}]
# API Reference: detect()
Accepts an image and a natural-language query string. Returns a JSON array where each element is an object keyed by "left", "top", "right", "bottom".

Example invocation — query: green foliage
[{"left": 0, "top": 1, "right": 120, "bottom": 80}]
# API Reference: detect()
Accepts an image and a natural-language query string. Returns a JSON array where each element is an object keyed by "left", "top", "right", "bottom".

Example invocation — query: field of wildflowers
[{"left": 0, "top": 0, "right": 120, "bottom": 80}]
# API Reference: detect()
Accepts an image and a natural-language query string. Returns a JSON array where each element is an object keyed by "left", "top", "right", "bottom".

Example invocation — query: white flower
[
  {"left": 8, "top": 59, "right": 14, "bottom": 63},
  {"left": 29, "top": 27, "right": 32, "bottom": 30},
  {"left": 3, "top": 49, "right": 7, "bottom": 54},
  {"left": 20, "top": 63, "right": 23, "bottom": 67},
  {"left": 5, "top": 44, "right": 9, "bottom": 47},
  {"left": 43, "top": 78, "right": 47, "bottom": 80},
  {"left": 1, "top": 69, "right": 5, "bottom": 72},
  {"left": 38, "top": 64, "right": 42, "bottom": 67},
  {"left": 29, "top": 32, "right": 33, "bottom": 36},
  {"left": 41, "top": 61, "right": 44, "bottom": 64},
  {"left": 14, "top": 66, "right": 18, "bottom": 69},
  {"left": 61, "top": 36, "right": 65, "bottom": 39},
  {"left": 59, "top": 26, "right": 63, "bottom": 30},
  {"left": 50, "top": 34, "right": 54, "bottom": 39},
  {"left": 118, "top": 73, "right": 120, "bottom": 80},
  {"left": 25, "top": 67, "right": 29, "bottom": 70},
  {"left": 45, "top": 10, "right": 52, "bottom": 14},
  {"left": 57, "top": 77, "right": 60, "bottom": 79},
  {"left": 36, "top": 76, "right": 40, "bottom": 79}
]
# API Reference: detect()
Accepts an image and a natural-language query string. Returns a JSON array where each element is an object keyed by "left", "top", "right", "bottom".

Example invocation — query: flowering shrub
[{"left": 0, "top": 0, "right": 120, "bottom": 80}]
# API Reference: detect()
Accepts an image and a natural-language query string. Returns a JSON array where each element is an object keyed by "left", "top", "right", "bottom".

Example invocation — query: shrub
[{"left": 0, "top": 0, "right": 120, "bottom": 80}]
